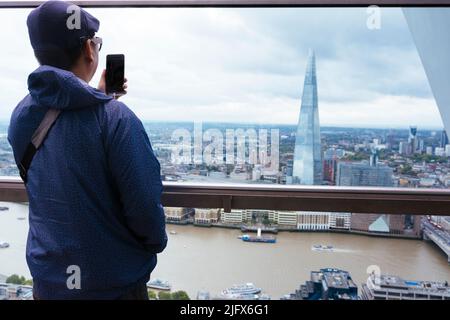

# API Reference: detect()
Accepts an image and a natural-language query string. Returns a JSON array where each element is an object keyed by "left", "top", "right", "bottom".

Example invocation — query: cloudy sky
[{"left": 0, "top": 6, "right": 444, "bottom": 128}]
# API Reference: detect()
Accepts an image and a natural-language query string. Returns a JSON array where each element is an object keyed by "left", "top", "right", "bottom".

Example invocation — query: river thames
[{"left": 0, "top": 201, "right": 448, "bottom": 299}]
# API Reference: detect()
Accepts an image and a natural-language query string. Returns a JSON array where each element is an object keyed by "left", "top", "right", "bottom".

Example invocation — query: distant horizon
[{"left": 0, "top": 119, "right": 445, "bottom": 131}]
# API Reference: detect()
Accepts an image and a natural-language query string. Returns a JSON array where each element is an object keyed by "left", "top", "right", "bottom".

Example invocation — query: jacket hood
[{"left": 28, "top": 65, "right": 112, "bottom": 110}]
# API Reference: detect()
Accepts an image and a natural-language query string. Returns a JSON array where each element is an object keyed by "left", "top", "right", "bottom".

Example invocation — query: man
[{"left": 8, "top": 1, "right": 167, "bottom": 300}]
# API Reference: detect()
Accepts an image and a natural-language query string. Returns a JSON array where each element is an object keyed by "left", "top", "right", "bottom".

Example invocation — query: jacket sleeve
[{"left": 104, "top": 102, "right": 167, "bottom": 254}]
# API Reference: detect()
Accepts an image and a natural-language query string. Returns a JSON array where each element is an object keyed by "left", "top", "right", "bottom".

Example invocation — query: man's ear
[{"left": 83, "top": 39, "right": 95, "bottom": 63}]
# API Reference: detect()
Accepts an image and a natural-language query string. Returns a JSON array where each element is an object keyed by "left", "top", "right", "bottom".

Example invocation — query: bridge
[{"left": 422, "top": 220, "right": 450, "bottom": 263}]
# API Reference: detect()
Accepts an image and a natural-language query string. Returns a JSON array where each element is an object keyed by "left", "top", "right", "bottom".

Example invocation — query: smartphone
[{"left": 105, "top": 54, "right": 125, "bottom": 95}]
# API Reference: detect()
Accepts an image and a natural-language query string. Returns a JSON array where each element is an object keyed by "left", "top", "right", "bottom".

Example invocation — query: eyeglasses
[
  {"left": 80, "top": 36, "right": 103, "bottom": 52},
  {"left": 90, "top": 36, "right": 103, "bottom": 52}
]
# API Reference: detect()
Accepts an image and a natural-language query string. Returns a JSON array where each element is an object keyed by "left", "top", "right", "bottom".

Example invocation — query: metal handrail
[{"left": 1, "top": 177, "right": 449, "bottom": 214}]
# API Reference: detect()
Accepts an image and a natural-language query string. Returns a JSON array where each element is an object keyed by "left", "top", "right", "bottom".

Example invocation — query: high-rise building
[
  {"left": 336, "top": 160, "right": 421, "bottom": 237},
  {"left": 335, "top": 159, "right": 420, "bottom": 237},
  {"left": 283, "top": 159, "right": 294, "bottom": 185},
  {"left": 336, "top": 162, "right": 393, "bottom": 187},
  {"left": 406, "top": 126, "right": 423, "bottom": 154},
  {"left": 418, "top": 139, "right": 425, "bottom": 154},
  {"left": 282, "top": 268, "right": 358, "bottom": 300},
  {"left": 386, "top": 131, "right": 396, "bottom": 150},
  {"left": 397, "top": 126, "right": 422, "bottom": 155},
  {"left": 445, "top": 144, "right": 450, "bottom": 157},
  {"left": 369, "top": 148, "right": 378, "bottom": 167},
  {"left": 292, "top": 49, "right": 322, "bottom": 185},
  {"left": 323, "top": 159, "right": 337, "bottom": 184},
  {"left": 408, "top": 126, "right": 418, "bottom": 151},
  {"left": 441, "top": 130, "right": 449, "bottom": 148},
  {"left": 435, "top": 147, "right": 446, "bottom": 157},
  {"left": 399, "top": 141, "right": 411, "bottom": 155},
  {"left": 323, "top": 148, "right": 344, "bottom": 184}
]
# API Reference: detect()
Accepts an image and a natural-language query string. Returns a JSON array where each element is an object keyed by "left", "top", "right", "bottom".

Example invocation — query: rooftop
[{"left": 372, "top": 274, "right": 450, "bottom": 294}]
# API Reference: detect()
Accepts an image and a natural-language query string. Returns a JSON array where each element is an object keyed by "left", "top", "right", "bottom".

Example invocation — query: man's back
[{"left": 8, "top": 65, "right": 167, "bottom": 299}]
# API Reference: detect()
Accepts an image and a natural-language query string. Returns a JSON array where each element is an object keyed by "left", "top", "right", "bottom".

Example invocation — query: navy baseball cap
[{"left": 27, "top": 0, "right": 100, "bottom": 55}]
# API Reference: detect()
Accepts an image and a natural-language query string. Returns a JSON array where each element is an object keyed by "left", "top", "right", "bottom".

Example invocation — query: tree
[
  {"left": 6, "top": 274, "right": 27, "bottom": 285},
  {"left": 24, "top": 279, "right": 33, "bottom": 286},
  {"left": 400, "top": 164, "right": 415, "bottom": 175},
  {"left": 171, "top": 290, "right": 190, "bottom": 300},
  {"left": 158, "top": 291, "right": 172, "bottom": 300},
  {"left": 343, "top": 152, "right": 367, "bottom": 162},
  {"left": 378, "top": 149, "right": 389, "bottom": 160},
  {"left": 147, "top": 290, "right": 157, "bottom": 300}
]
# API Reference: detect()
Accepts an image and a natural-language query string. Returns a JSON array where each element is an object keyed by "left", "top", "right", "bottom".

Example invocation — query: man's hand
[{"left": 97, "top": 69, "right": 128, "bottom": 99}]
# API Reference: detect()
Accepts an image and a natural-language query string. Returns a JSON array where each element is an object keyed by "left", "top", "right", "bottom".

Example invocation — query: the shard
[{"left": 292, "top": 49, "right": 322, "bottom": 185}]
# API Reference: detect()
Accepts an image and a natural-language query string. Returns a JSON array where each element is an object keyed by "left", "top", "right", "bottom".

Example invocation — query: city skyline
[{"left": 0, "top": 7, "right": 445, "bottom": 128}]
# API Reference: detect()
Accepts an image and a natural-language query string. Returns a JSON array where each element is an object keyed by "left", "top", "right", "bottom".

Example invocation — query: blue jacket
[{"left": 8, "top": 65, "right": 168, "bottom": 299}]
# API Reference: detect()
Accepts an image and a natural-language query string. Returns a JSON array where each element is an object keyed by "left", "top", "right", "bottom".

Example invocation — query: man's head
[{"left": 27, "top": 0, "right": 102, "bottom": 82}]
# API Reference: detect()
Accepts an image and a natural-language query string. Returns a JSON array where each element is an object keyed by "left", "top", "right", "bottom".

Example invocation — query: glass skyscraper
[
  {"left": 336, "top": 162, "right": 394, "bottom": 187},
  {"left": 292, "top": 49, "right": 322, "bottom": 185}
]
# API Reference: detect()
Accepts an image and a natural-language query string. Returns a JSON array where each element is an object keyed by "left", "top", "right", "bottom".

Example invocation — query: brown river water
[{"left": 0, "top": 202, "right": 448, "bottom": 299}]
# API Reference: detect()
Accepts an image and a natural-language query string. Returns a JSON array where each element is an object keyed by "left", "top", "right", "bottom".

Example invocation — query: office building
[
  {"left": 336, "top": 162, "right": 393, "bottom": 187},
  {"left": 282, "top": 268, "right": 358, "bottom": 300},
  {"left": 361, "top": 273, "right": 450, "bottom": 300}
]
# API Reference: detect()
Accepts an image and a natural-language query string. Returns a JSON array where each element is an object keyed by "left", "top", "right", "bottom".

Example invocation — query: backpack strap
[{"left": 19, "top": 108, "right": 62, "bottom": 183}]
